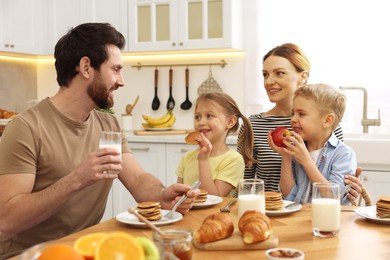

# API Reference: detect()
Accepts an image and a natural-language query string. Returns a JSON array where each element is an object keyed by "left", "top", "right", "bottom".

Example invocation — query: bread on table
[
  {"left": 0, "top": 109, "right": 17, "bottom": 119},
  {"left": 194, "top": 213, "right": 234, "bottom": 243},
  {"left": 238, "top": 210, "right": 272, "bottom": 244}
]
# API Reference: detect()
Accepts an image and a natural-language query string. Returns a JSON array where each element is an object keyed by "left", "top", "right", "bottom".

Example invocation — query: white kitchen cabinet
[
  {"left": 45, "top": 0, "right": 95, "bottom": 55},
  {"left": 128, "top": 0, "right": 242, "bottom": 52},
  {"left": 0, "top": 0, "right": 46, "bottom": 54},
  {"left": 360, "top": 170, "right": 390, "bottom": 206},
  {"left": 44, "top": 0, "right": 129, "bottom": 55},
  {"left": 165, "top": 143, "right": 193, "bottom": 186}
]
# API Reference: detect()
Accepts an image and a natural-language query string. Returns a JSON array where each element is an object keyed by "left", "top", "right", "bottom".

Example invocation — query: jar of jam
[{"left": 153, "top": 228, "right": 193, "bottom": 260}]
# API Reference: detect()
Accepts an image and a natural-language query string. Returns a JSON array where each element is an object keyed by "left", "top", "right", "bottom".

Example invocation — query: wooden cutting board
[
  {"left": 192, "top": 231, "right": 278, "bottom": 251},
  {"left": 133, "top": 129, "right": 190, "bottom": 135}
]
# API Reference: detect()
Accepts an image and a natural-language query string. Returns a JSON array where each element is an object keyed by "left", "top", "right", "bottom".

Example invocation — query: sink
[{"left": 343, "top": 133, "right": 390, "bottom": 171}]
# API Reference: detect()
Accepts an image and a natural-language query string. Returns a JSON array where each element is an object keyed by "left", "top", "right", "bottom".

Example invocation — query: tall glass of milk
[
  {"left": 238, "top": 179, "right": 265, "bottom": 217},
  {"left": 99, "top": 131, "right": 122, "bottom": 175},
  {"left": 312, "top": 182, "right": 340, "bottom": 237}
]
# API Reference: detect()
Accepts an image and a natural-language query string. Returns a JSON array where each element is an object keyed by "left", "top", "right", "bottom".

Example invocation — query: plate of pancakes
[
  {"left": 265, "top": 191, "right": 302, "bottom": 216},
  {"left": 116, "top": 201, "right": 183, "bottom": 227},
  {"left": 354, "top": 196, "right": 390, "bottom": 225},
  {"left": 192, "top": 189, "right": 223, "bottom": 209}
]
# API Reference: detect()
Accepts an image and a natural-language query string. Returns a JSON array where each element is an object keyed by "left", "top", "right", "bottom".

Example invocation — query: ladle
[
  {"left": 180, "top": 68, "right": 192, "bottom": 110},
  {"left": 152, "top": 68, "right": 160, "bottom": 110},
  {"left": 166, "top": 68, "right": 175, "bottom": 110}
]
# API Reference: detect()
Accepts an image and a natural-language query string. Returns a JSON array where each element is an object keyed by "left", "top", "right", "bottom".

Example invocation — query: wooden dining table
[{"left": 10, "top": 197, "right": 390, "bottom": 259}]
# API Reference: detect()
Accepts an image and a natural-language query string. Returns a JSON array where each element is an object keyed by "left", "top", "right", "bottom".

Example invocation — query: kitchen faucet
[{"left": 339, "top": 86, "right": 381, "bottom": 133}]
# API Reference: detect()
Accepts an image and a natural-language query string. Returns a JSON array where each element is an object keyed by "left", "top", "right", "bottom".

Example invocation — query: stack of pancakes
[
  {"left": 136, "top": 201, "right": 162, "bottom": 221},
  {"left": 195, "top": 189, "right": 208, "bottom": 203},
  {"left": 376, "top": 196, "right": 390, "bottom": 218},
  {"left": 265, "top": 191, "right": 284, "bottom": 211}
]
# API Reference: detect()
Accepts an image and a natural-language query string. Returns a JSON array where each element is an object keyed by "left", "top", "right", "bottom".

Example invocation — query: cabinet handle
[
  {"left": 363, "top": 176, "right": 368, "bottom": 181},
  {"left": 181, "top": 149, "right": 191, "bottom": 153},
  {"left": 10, "top": 44, "right": 14, "bottom": 48},
  {"left": 5, "top": 43, "right": 9, "bottom": 47},
  {"left": 179, "top": 42, "right": 183, "bottom": 46},
  {"left": 172, "top": 42, "right": 176, "bottom": 46},
  {"left": 129, "top": 147, "right": 150, "bottom": 152}
]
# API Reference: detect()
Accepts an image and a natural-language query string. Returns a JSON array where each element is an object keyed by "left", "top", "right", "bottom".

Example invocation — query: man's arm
[
  {"left": 119, "top": 153, "right": 199, "bottom": 214},
  {"left": 0, "top": 149, "right": 119, "bottom": 237}
]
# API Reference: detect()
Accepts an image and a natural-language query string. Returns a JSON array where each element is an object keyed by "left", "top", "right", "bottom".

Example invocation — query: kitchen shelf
[{"left": 132, "top": 59, "right": 227, "bottom": 70}]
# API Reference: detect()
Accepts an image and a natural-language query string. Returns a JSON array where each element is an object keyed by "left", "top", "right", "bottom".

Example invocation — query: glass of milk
[
  {"left": 99, "top": 131, "right": 122, "bottom": 175},
  {"left": 312, "top": 182, "right": 340, "bottom": 237},
  {"left": 238, "top": 178, "right": 265, "bottom": 217}
]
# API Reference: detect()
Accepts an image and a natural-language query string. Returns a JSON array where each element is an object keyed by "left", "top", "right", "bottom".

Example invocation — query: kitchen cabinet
[
  {"left": 128, "top": 0, "right": 242, "bottom": 52},
  {"left": 361, "top": 170, "right": 390, "bottom": 206},
  {"left": 101, "top": 135, "right": 238, "bottom": 221},
  {"left": 0, "top": 0, "right": 46, "bottom": 54}
]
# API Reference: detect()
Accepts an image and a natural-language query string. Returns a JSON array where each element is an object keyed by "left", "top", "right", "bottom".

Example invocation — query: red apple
[{"left": 271, "top": 126, "right": 291, "bottom": 147}]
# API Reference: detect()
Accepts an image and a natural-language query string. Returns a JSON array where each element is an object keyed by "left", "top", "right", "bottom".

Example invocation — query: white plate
[
  {"left": 143, "top": 127, "right": 173, "bottom": 131},
  {"left": 355, "top": 206, "right": 390, "bottom": 225},
  {"left": 116, "top": 210, "right": 182, "bottom": 227},
  {"left": 266, "top": 200, "right": 302, "bottom": 216},
  {"left": 192, "top": 195, "right": 223, "bottom": 209}
]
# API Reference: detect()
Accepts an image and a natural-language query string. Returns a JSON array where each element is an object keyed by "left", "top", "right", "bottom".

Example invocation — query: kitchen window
[{"left": 243, "top": 0, "right": 390, "bottom": 134}]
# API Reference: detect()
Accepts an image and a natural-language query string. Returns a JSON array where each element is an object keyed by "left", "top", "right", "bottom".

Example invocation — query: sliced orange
[
  {"left": 38, "top": 244, "right": 84, "bottom": 260},
  {"left": 73, "top": 232, "right": 107, "bottom": 260},
  {"left": 95, "top": 231, "right": 145, "bottom": 260}
]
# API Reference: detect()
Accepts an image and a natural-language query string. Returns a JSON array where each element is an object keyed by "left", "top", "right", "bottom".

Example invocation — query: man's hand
[{"left": 160, "top": 183, "right": 200, "bottom": 215}]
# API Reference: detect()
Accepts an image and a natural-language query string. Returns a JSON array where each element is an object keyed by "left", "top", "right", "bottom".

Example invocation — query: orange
[
  {"left": 73, "top": 232, "right": 107, "bottom": 260},
  {"left": 95, "top": 231, "right": 145, "bottom": 260},
  {"left": 38, "top": 244, "right": 83, "bottom": 260}
]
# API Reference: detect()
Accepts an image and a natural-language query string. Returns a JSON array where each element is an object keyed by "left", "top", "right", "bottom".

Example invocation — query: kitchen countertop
[{"left": 124, "top": 130, "right": 238, "bottom": 145}]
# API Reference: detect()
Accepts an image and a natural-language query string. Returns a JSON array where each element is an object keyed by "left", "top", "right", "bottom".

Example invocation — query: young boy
[{"left": 268, "top": 83, "right": 357, "bottom": 205}]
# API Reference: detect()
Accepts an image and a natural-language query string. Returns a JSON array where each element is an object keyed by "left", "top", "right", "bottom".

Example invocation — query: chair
[{"left": 354, "top": 167, "right": 373, "bottom": 206}]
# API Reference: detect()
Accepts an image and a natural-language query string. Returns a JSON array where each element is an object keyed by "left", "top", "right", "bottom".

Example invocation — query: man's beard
[{"left": 87, "top": 73, "right": 114, "bottom": 109}]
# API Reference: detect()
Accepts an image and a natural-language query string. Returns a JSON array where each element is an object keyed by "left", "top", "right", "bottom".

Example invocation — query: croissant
[
  {"left": 193, "top": 213, "right": 234, "bottom": 243},
  {"left": 238, "top": 210, "right": 272, "bottom": 244}
]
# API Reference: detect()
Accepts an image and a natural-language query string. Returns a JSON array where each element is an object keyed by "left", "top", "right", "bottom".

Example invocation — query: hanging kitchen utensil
[
  {"left": 166, "top": 68, "right": 175, "bottom": 110},
  {"left": 152, "top": 68, "right": 160, "bottom": 110},
  {"left": 180, "top": 67, "right": 192, "bottom": 110},
  {"left": 197, "top": 66, "right": 223, "bottom": 95}
]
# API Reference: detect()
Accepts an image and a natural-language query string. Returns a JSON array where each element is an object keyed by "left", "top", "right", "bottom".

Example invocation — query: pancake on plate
[
  {"left": 265, "top": 191, "right": 284, "bottom": 211},
  {"left": 194, "top": 189, "right": 208, "bottom": 204},
  {"left": 136, "top": 201, "right": 162, "bottom": 221},
  {"left": 376, "top": 196, "right": 390, "bottom": 218}
]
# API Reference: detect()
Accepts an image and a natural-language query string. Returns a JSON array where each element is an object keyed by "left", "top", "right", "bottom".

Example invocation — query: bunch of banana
[{"left": 142, "top": 110, "right": 176, "bottom": 128}]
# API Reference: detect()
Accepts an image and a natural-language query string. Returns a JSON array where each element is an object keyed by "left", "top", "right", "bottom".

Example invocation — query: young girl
[
  {"left": 268, "top": 83, "right": 357, "bottom": 205},
  {"left": 176, "top": 92, "right": 255, "bottom": 197}
]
